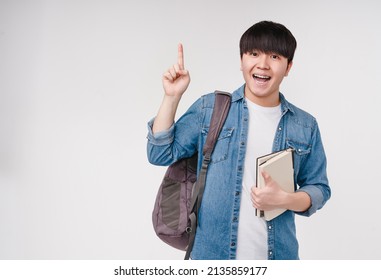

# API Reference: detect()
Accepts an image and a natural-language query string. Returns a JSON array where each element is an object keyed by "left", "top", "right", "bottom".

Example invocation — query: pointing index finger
[{"left": 178, "top": 43, "right": 184, "bottom": 70}]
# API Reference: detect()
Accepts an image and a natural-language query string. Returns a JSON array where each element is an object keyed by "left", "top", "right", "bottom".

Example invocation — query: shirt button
[
  {"left": 231, "top": 242, "right": 236, "bottom": 247},
  {"left": 269, "top": 251, "right": 273, "bottom": 255},
  {"left": 278, "top": 127, "right": 282, "bottom": 131},
  {"left": 240, "top": 142, "right": 245, "bottom": 146},
  {"left": 268, "top": 225, "right": 272, "bottom": 230},
  {"left": 235, "top": 191, "right": 240, "bottom": 196}
]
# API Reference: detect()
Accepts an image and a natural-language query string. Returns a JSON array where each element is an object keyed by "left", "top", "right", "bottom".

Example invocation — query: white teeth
[{"left": 254, "top": 74, "right": 270, "bottom": 79}]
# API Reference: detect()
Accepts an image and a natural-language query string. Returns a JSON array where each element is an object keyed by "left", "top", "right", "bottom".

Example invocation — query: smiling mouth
[{"left": 253, "top": 74, "right": 271, "bottom": 82}]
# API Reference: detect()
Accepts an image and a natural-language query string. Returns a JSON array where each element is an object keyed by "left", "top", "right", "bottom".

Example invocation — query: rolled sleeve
[
  {"left": 295, "top": 185, "right": 327, "bottom": 217},
  {"left": 146, "top": 118, "right": 175, "bottom": 146},
  {"left": 294, "top": 119, "right": 331, "bottom": 217}
]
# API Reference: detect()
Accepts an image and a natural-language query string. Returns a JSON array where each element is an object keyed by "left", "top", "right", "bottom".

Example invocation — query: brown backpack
[{"left": 152, "top": 91, "right": 231, "bottom": 260}]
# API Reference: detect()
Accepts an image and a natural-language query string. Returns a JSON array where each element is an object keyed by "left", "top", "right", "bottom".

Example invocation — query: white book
[{"left": 256, "top": 148, "right": 295, "bottom": 221}]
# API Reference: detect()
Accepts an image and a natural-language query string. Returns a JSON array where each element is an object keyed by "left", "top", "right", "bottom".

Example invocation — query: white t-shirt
[{"left": 236, "top": 98, "right": 282, "bottom": 260}]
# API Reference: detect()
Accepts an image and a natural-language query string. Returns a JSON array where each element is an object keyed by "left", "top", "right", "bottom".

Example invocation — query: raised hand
[
  {"left": 153, "top": 44, "right": 191, "bottom": 133},
  {"left": 162, "top": 43, "right": 191, "bottom": 98}
]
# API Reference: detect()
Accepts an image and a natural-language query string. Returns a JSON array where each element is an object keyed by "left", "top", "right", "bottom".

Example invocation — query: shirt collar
[
  {"left": 279, "top": 92, "right": 295, "bottom": 115},
  {"left": 232, "top": 84, "right": 294, "bottom": 115}
]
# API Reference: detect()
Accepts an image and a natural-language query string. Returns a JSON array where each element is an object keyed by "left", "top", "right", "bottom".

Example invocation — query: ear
[{"left": 285, "top": 61, "right": 293, "bottom": 77}]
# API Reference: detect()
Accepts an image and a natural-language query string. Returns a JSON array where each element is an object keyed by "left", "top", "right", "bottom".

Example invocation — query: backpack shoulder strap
[
  {"left": 202, "top": 90, "right": 232, "bottom": 159},
  {"left": 185, "top": 90, "right": 231, "bottom": 260}
]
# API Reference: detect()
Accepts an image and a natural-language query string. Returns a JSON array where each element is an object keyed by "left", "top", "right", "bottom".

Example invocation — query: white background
[{"left": 0, "top": 0, "right": 380, "bottom": 260}]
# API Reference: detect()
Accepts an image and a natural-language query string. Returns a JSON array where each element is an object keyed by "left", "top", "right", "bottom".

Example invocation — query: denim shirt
[{"left": 147, "top": 84, "right": 331, "bottom": 260}]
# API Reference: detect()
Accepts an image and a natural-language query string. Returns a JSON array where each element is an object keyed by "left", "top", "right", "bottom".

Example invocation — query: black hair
[{"left": 239, "top": 21, "right": 297, "bottom": 63}]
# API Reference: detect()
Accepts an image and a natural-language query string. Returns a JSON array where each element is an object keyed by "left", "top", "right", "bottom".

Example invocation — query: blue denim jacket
[{"left": 147, "top": 84, "right": 331, "bottom": 260}]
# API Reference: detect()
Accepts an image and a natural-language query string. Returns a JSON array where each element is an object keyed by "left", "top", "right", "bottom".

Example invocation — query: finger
[
  {"left": 179, "top": 69, "right": 189, "bottom": 76},
  {"left": 251, "top": 187, "right": 258, "bottom": 202},
  {"left": 173, "top": 64, "right": 187, "bottom": 79},
  {"left": 163, "top": 71, "right": 174, "bottom": 82},
  {"left": 178, "top": 43, "right": 184, "bottom": 70},
  {"left": 251, "top": 194, "right": 260, "bottom": 209},
  {"left": 169, "top": 66, "right": 178, "bottom": 80},
  {"left": 261, "top": 171, "right": 272, "bottom": 185},
  {"left": 173, "top": 63, "right": 181, "bottom": 75}
]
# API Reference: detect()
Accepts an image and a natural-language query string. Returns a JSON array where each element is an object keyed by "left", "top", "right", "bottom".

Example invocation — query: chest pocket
[
  {"left": 286, "top": 139, "right": 311, "bottom": 174},
  {"left": 201, "top": 127, "right": 234, "bottom": 163}
]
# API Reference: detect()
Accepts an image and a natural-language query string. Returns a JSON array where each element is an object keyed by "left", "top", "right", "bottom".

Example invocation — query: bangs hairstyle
[{"left": 239, "top": 21, "right": 297, "bottom": 63}]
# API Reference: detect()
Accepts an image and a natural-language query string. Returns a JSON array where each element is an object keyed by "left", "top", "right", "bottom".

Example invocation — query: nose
[{"left": 256, "top": 54, "right": 270, "bottom": 69}]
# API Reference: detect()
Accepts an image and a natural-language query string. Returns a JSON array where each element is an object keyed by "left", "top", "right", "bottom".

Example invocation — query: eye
[
  {"left": 270, "top": 54, "right": 280, "bottom": 60},
  {"left": 249, "top": 51, "right": 259, "bottom": 57}
]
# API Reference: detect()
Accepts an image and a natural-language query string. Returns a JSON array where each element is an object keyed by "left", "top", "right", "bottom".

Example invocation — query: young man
[{"left": 147, "top": 21, "right": 331, "bottom": 260}]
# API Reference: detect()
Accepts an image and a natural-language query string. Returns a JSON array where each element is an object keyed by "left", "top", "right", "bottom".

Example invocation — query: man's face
[{"left": 241, "top": 50, "right": 292, "bottom": 106}]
